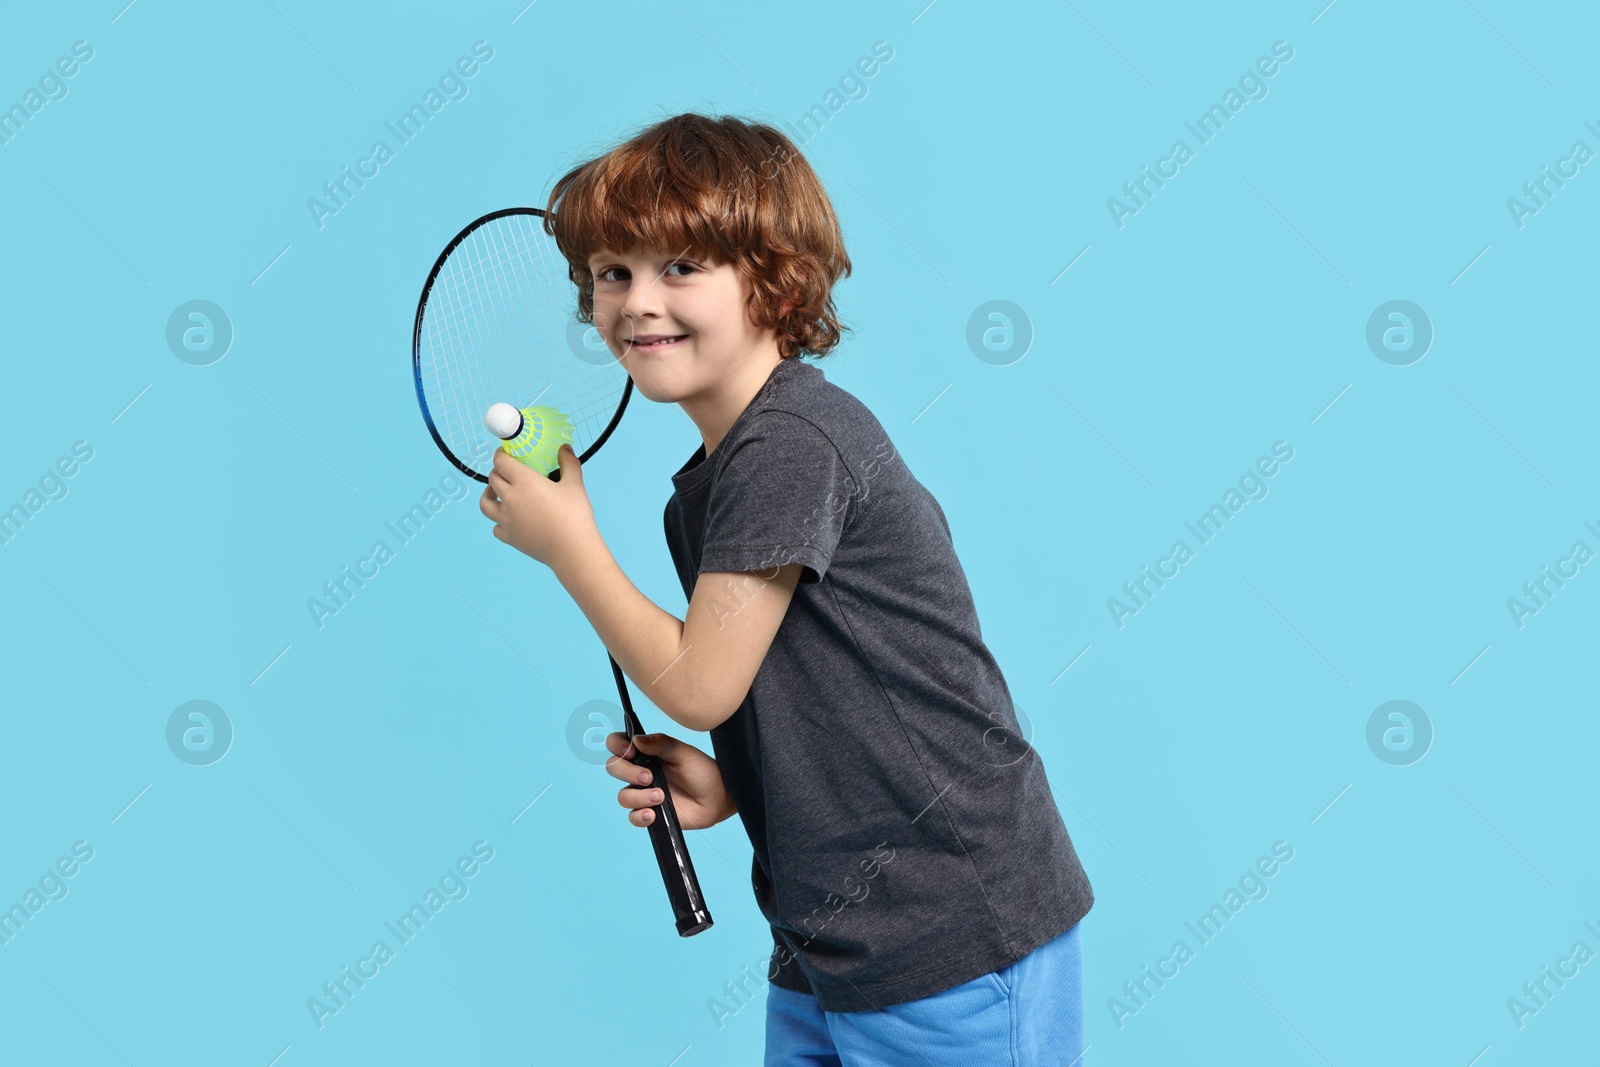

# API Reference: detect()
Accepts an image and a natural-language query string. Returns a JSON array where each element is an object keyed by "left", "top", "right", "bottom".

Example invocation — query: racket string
[{"left": 418, "top": 211, "right": 629, "bottom": 478}]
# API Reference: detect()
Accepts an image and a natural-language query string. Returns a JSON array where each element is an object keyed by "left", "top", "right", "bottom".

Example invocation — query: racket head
[{"left": 412, "top": 207, "right": 632, "bottom": 482}]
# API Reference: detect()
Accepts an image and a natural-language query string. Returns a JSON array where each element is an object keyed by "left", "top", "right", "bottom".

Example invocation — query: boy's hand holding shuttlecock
[{"left": 479, "top": 402, "right": 597, "bottom": 570}]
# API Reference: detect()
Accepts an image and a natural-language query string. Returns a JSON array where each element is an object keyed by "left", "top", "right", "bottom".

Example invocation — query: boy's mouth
[{"left": 630, "top": 334, "right": 687, "bottom": 351}]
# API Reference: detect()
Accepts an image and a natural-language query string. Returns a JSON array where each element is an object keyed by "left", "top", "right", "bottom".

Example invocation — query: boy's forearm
[{"left": 550, "top": 529, "right": 702, "bottom": 732}]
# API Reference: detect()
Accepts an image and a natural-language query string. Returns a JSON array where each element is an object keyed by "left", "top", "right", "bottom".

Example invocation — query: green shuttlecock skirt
[{"left": 502, "top": 405, "right": 575, "bottom": 476}]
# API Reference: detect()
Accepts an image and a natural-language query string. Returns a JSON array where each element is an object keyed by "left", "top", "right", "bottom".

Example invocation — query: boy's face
[{"left": 585, "top": 246, "right": 773, "bottom": 404}]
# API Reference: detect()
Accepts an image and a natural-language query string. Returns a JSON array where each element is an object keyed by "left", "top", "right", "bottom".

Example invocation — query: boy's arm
[
  {"left": 553, "top": 536, "right": 802, "bottom": 733},
  {"left": 480, "top": 444, "right": 801, "bottom": 732}
]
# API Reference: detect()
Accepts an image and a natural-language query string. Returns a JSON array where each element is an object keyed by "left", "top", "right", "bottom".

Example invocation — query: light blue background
[{"left": 2, "top": 1, "right": 1596, "bottom": 1064}]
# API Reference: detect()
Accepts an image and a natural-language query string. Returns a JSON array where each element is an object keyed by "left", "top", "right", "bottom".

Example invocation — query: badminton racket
[{"left": 412, "top": 206, "right": 713, "bottom": 937}]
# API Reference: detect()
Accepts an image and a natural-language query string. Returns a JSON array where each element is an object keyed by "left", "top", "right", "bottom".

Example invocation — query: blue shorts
[{"left": 763, "top": 922, "right": 1084, "bottom": 1067}]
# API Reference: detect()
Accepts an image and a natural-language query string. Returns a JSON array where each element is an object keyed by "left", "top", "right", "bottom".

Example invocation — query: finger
[
  {"left": 617, "top": 784, "right": 664, "bottom": 810},
  {"left": 487, "top": 468, "right": 510, "bottom": 496},
  {"left": 630, "top": 808, "right": 656, "bottom": 827},
  {"left": 604, "top": 733, "right": 639, "bottom": 765},
  {"left": 558, "top": 443, "right": 582, "bottom": 481},
  {"left": 604, "top": 751, "right": 653, "bottom": 785},
  {"left": 628, "top": 732, "right": 679, "bottom": 760},
  {"left": 479, "top": 488, "right": 500, "bottom": 520},
  {"left": 492, "top": 448, "right": 526, "bottom": 481}
]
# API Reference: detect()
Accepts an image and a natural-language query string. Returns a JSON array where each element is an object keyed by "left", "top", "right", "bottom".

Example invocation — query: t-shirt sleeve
[{"left": 698, "top": 411, "right": 855, "bottom": 585}]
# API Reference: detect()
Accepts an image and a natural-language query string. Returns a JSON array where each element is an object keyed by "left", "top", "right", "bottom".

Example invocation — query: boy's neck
[{"left": 682, "top": 347, "right": 786, "bottom": 458}]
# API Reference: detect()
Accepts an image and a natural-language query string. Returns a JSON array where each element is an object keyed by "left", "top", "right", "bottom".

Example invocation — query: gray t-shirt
[{"left": 663, "top": 355, "right": 1093, "bottom": 1013}]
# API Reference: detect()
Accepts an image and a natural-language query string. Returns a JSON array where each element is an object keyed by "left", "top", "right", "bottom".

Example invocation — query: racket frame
[{"left": 411, "top": 206, "right": 633, "bottom": 483}]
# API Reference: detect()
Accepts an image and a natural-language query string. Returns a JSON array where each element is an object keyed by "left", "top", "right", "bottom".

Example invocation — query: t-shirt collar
[{"left": 670, "top": 357, "right": 807, "bottom": 492}]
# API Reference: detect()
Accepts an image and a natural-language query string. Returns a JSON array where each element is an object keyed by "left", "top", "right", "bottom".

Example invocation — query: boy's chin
[{"left": 625, "top": 372, "right": 679, "bottom": 405}]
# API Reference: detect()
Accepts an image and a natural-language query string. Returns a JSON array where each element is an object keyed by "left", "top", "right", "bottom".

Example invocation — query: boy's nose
[{"left": 622, "top": 281, "right": 665, "bottom": 317}]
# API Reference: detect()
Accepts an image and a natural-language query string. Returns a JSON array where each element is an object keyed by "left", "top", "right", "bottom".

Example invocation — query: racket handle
[{"left": 608, "top": 654, "right": 715, "bottom": 937}]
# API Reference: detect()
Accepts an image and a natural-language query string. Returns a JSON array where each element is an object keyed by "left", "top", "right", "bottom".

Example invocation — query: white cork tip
[{"left": 484, "top": 402, "right": 523, "bottom": 440}]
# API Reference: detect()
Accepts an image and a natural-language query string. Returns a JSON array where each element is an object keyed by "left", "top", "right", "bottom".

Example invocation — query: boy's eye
[{"left": 594, "top": 262, "right": 698, "bottom": 283}]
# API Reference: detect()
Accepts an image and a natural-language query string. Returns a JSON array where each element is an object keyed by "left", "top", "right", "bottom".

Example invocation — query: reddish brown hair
[{"left": 543, "top": 113, "right": 852, "bottom": 360}]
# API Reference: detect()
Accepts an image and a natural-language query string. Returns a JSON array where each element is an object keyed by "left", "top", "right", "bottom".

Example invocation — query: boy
[{"left": 478, "top": 113, "right": 1093, "bottom": 1065}]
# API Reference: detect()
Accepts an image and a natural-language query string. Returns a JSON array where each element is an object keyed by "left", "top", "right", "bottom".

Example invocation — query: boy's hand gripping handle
[{"left": 609, "top": 654, "right": 714, "bottom": 936}]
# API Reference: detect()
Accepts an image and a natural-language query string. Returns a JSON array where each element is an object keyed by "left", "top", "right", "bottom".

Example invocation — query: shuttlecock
[{"left": 484, "top": 402, "right": 575, "bottom": 475}]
